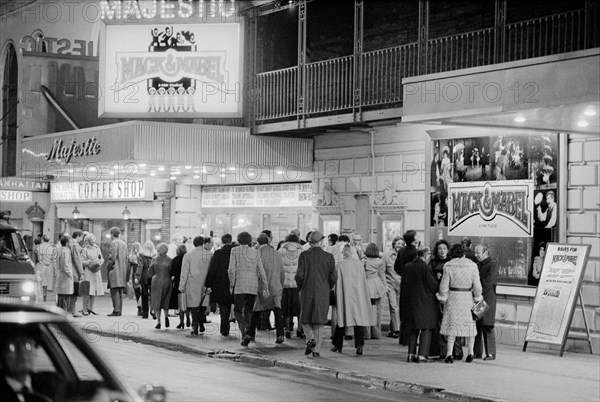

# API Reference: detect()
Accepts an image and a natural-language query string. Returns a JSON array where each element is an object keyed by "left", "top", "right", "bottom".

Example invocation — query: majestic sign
[
  {"left": 448, "top": 180, "right": 534, "bottom": 237},
  {"left": 0, "top": 178, "right": 50, "bottom": 192},
  {"left": 202, "top": 183, "right": 313, "bottom": 208},
  {"left": 45, "top": 137, "right": 101, "bottom": 163},
  {"left": 0, "top": 190, "right": 33, "bottom": 203},
  {"left": 100, "top": 23, "right": 243, "bottom": 118},
  {"left": 98, "top": 0, "right": 238, "bottom": 21},
  {"left": 51, "top": 179, "right": 148, "bottom": 202},
  {"left": 524, "top": 243, "right": 591, "bottom": 353}
]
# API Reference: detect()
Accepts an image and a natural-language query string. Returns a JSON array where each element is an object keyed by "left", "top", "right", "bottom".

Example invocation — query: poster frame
[{"left": 523, "top": 242, "right": 592, "bottom": 356}]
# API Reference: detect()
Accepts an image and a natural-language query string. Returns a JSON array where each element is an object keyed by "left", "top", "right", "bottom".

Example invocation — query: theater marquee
[
  {"left": 448, "top": 180, "right": 534, "bottom": 238},
  {"left": 99, "top": 22, "right": 243, "bottom": 118}
]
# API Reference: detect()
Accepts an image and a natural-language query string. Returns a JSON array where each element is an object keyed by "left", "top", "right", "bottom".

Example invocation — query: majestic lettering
[
  {"left": 99, "top": 0, "right": 238, "bottom": 21},
  {"left": 45, "top": 137, "right": 101, "bottom": 163}
]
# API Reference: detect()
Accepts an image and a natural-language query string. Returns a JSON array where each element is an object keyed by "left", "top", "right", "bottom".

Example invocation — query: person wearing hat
[{"left": 295, "top": 230, "right": 337, "bottom": 357}]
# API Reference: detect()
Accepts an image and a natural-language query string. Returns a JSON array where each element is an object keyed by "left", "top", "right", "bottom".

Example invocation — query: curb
[{"left": 84, "top": 327, "right": 502, "bottom": 402}]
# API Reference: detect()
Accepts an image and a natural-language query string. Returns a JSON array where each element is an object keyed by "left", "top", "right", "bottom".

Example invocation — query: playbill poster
[{"left": 525, "top": 244, "right": 590, "bottom": 345}]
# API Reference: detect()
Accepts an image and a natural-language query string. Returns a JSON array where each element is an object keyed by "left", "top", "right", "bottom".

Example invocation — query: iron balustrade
[{"left": 254, "top": 8, "right": 597, "bottom": 123}]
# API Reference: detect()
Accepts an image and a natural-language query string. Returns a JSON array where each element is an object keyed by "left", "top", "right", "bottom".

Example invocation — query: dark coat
[
  {"left": 429, "top": 257, "right": 450, "bottom": 283},
  {"left": 295, "top": 247, "right": 337, "bottom": 324},
  {"left": 403, "top": 257, "right": 439, "bottom": 329},
  {"left": 169, "top": 254, "right": 185, "bottom": 309},
  {"left": 205, "top": 244, "right": 233, "bottom": 305},
  {"left": 394, "top": 244, "right": 418, "bottom": 323},
  {"left": 477, "top": 257, "right": 498, "bottom": 325}
]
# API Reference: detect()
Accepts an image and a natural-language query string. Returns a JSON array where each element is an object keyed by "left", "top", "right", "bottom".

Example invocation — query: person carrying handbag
[{"left": 80, "top": 234, "right": 104, "bottom": 315}]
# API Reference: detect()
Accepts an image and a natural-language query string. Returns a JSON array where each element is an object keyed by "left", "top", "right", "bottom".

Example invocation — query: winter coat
[
  {"left": 403, "top": 257, "right": 439, "bottom": 329},
  {"left": 335, "top": 257, "right": 373, "bottom": 327},
  {"left": 295, "top": 246, "right": 337, "bottom": 325},
  {"left": 38, "top": 241, "right": 55, "bottom": 289},
  {"left": 69, "top": 239, "right": 84, "bottom": 278},
  {"left": 108, "top": 237, "right": 128, "bottom": 289},
  {"left": 382, "top": 249, "right": 400, "bottom": 290},
  {"left": 169, "top": 254, "right": 185, "bottom": 310},
  {"left": 254, "top": 244, "right": 285, "bottom": 311},
  {"left": 136, "top": 255, "right": 152, "bottom": 286},
  {"left": 179, "top": 247, "right": 212, "bottom": 308},
  {"left": 364, "top": 257, "right": 386, "bottom": 300},
  {"left": 205, "top": 244, "right": 233, "bottom": 305},
  {"left": 150, "top": 255, "right": 172, "bottom": 311},
  {"left": 55, "top": 246, "right": 74, "bottom": 295},
  {"left": 228, "top": 245, "right": 267, "bottom": 295},
  {"left": 279, "top": 241, "right": 302, "bottom": 288},
  {"left": 477, "top": 257, "right": 498, "bottom": 325},
  {"left": 395, "top": 244, "right": 418, "bottom": 323},
  {"left": 80, "top": 244, "right": 105, "bottom": 297}
]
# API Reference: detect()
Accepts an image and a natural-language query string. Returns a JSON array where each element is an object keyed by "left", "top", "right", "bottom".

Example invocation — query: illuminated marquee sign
[
  {"left": 202, "top": 184, "right": 313, "bottom": 208},
  {"left": 45, "top": 137, "right": 101, "bottom": 163},
  {"left": 448, "top": 180, "right": 534, "bottom": 238},
  {"left": 99, "top": 0, "right": 238, "bottom": 21},
  {"left": 100, "top": 22, "right": 243, "bottom": 118},
  {"left": 51, "top": 180, "right": 148, "bottom": 202}
]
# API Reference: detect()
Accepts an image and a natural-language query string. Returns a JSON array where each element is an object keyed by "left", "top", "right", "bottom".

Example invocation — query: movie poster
[{"left": 429, "top": 133, "right": 559, "bottom": 286}]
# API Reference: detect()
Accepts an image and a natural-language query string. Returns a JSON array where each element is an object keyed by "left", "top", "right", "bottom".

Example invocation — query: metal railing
[{"left": 254, "top": 8, "right": 596, "bottom": 123}]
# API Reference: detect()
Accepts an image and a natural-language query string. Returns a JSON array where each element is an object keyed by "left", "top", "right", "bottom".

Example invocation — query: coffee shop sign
[{"left": 45, "top": 137, "right": 101, "bottom": 163}]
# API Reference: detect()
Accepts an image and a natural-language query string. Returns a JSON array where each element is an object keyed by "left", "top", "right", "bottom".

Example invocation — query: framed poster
[
  {"left": 382, "top": 219, "right": 403, "bottom": 253},
  {"left": 524, "top": 243, "right": 591, "bottom": 355}
]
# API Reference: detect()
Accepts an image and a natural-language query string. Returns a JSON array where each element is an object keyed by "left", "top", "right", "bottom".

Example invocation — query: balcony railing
[{"left": 254, "top": 8, "right": 598, "bottom": 123}]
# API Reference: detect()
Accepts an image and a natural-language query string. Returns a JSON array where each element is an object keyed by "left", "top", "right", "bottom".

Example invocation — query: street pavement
[{"left": 59, "top": 295, "right": 599, "bottom": 402}]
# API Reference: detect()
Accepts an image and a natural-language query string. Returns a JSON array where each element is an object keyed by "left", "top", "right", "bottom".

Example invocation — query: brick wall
[{"left": 567, "top": 134, "right": 600, "bottom": 353}]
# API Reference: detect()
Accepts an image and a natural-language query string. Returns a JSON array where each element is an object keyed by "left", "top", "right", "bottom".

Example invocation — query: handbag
[
  {"left": 78, "top": 280, "right": 90, "bottom": 297},
  {"left": 471, "top": 299, "right": 489, "bottom": 320},
  {"left": 88, "top": 261, "right": 101, "bottom": 273},
  {"left": 178, "top": 292, "right": 187, "bottom": 312}
]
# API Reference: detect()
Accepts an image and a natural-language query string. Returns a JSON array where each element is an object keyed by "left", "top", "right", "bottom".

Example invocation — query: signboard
[
  {"left": 0, "top": 190, "right": 33, "bottom": 203},
  {"left": 524, "top": 243, "right": 591, "bottom": 355},
  {"left": 100, "top": 22, "right": 243, "bottom": 118},
  {"left": 51, "top": 179, "right": 149, "bottom": 202},
  {"left": 448, "top": 180, "right": 534, "bottom": 238},
  {"left": 202, "top": 184, "right": 313, "bottom": 208},
  {"left": 0, "top": 178, "right": 50, "bottom": 192}
]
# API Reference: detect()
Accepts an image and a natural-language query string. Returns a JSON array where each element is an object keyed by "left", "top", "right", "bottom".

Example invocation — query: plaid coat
[{"left": 228, "top": 245, "right": 267, "bottom": 295}]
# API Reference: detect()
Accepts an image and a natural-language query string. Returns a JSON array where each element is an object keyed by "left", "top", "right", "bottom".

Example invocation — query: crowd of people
[{"left": 32, "top": 226, "right": 498, "bottom": 362}]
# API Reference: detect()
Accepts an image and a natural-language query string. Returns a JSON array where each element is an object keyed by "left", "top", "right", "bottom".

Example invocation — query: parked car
[
  {"left": 0, "top": 302, "right": 166, "bottom": 402},
  {"left": 0, "top": 220, "right": 38, "bottom": 303}
]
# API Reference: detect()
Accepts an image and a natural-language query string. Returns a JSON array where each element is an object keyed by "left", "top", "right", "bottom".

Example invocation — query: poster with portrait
[
  {"left": 431, "top": 139, "right": 454, "bottom": 193},
  {"left": 528, "top": 134, "right": 558, "bottom": 188},
  {"left": 430, "top": 192, "right": 448, "bottom": 227},
  {"left": 382, "top": 219, "right": 403, "bottom": 253}
]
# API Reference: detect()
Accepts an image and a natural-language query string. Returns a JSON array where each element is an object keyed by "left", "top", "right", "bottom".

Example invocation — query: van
[{"left": 0, "top": 220, "right": 38, "bottom": 302}]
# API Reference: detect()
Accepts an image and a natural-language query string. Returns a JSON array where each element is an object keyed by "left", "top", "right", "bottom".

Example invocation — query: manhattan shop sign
[{"left": 448, "top": 180, "right": 534, "bottom": 238}]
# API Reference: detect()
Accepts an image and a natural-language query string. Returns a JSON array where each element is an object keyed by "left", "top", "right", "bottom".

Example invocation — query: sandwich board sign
[{"left": 523, "top": 243, "right": 592, "bottom": 356}]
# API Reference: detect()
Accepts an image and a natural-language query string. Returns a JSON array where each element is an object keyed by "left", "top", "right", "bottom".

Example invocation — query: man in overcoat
[
  {"left": 295, "top": 231, "right": 337, "bottom": 357},
  {"left": 180, "top": 236, "right": 213, "bottom": 335},
  {"left": 474, "top": 243, "right": 498, "bottom": 360},
  {"left": 206, "top": 234, "right": 234, "bottom": 336},
  {"left": 107, "top": 227, "right": 128, "bottom": 316},
  {"left": 55, "top": 236, "right": 74, "bottom": 312},
  {"left": 394, "top": 229, "right": 419, "bottom": 346},
  {"left": 248, "top": 233, "right": 285, "bottom": 343},
  {"left": 68, "top": 231, "right": 84, "bottom": 316}
]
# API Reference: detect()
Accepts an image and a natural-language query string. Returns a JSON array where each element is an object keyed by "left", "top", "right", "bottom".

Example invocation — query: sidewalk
[{"left": 64, "top": 295, "right": 598, "bottom": 402}]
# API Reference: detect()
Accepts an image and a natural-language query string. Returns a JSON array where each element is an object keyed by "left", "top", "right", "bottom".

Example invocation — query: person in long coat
[
  {"left": 295, "top": 231, "right": 337, "bottom": 357},
  {"left": 80, "top": 234, "right": 104, "bottom": 315},
  {"left": 38, "top": 235, "right": 55, "bottom": 302},
  {"left": 394, "top": 230, "right": 419, "bottom": 346},
  {"left": 150, "top": 243, "right": 173, "bottom": 329},
  {"left": 136, "top": 241, "right": 156, "bottom": 319},
  {"left": 228, "top": 232, "right": 268, "bottom": 346},
  {"left": 170, "top": 244, "right": 190, "bottom": 330},
  {"left": 404, "top": 247, "right": 439, "bottom": 362},
  {"left": 331, "top": 244, "right": 372, "bottom": 355},
  {"left": 55, "top": 237, "right": 74, "bottom": 313},
  {"left": 248, "top": 233, "right": 285, "bottom": 343},
  {"left": 180, "top": 236, "right": 213, "bottom": 335},
  {"left": 206, "top": 234, "right": 234, "bottom": 336},
  {"left": 474, "top": 243, "right": 498, "bottom": 361},
  {"left": 363, "top": 243, "right": 387, "bottom": 340},
  {"left": 279, "top": 233, "right": 304, "bottom": 339},
  {"left": 436, "top": 243, "right": 483, "bottom": 364},
  {"left": 107, "top": 227, "right": 128, "bottom": 317}
]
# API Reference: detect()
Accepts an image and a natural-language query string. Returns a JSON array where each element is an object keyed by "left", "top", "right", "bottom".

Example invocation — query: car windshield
[
  {"left": 0, "top": 232, "right": 29, "bottom": 260},
  {"left": 0, "top": 321, "right": 136, "bottom": 402}
]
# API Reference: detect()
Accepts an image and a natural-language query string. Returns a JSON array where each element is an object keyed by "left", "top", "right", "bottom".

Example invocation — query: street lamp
[
  {"left": 72, "top": 206, "right": 80, "bottom": 220},
  {"left": 122, "top": 205, "right": 131, "bottom": 220}
]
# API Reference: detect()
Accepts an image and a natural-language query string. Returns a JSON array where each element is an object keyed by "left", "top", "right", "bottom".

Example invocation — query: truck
[{"left": 0, "top": 218, "right": 38, "bottom": 302}]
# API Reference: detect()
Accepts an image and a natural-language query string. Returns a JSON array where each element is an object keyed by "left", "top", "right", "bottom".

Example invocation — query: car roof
[
  {"left": 0, "top": 302, "right": 68, "bottom": 323},
  {"left": 0, "top": 221, "right": 18, "bottom": 231}
]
